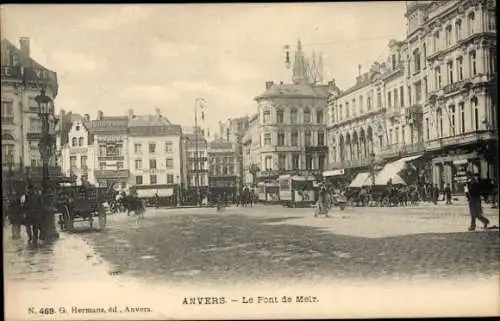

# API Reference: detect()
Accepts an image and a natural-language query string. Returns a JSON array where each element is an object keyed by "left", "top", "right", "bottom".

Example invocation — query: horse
[{"left": 122, "top": 195, "right": 146, "bottom": 220}]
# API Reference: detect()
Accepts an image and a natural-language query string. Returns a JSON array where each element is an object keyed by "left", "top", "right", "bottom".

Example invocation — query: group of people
[{"left": 5, "top": 184, "right": 54, "bottom": 244}]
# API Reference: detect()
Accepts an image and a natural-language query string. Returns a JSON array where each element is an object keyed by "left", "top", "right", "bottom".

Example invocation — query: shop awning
[
  {"left": 349, "top": 172, "right": 371, "bottom": 188},
  {"left": 373, "top": 156, "right": 418, "bottom": 186},
  {"left": 323, "top": 169, "right": 345, "bottom": 177}
]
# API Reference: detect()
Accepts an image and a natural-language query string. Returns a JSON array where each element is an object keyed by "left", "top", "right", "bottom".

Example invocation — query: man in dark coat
[
  {"left": 466, "top": 175, "right": 490, "bottom": 231},
  {"left": 444, "top": 183, "right": 452, "bottom": 205},
  {"left": 433, "top": 184, "right": 440, "bottom": 204}
]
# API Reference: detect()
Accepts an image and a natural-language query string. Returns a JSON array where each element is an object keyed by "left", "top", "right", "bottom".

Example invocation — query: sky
[{"left": 2, "top": 3, "right": 407, "bottom": 134}]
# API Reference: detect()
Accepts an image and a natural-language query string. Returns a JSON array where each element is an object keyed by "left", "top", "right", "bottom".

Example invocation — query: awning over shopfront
[
  {"left": 323, "top": 169, "right": 345, "bottom": 177},
  {"left": 349, "top": 172, "right": 371, "bottom": 188},
  {"left": 374, "top": 154, "right": 423, "bottom": 185}
]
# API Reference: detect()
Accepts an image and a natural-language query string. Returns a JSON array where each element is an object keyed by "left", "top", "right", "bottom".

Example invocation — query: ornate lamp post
[
  {"left": 369, "top": 152, "right": 376, "bottom": 186},
  {"left": 35, "top": 87, "right": 59, "bottom": 241}
]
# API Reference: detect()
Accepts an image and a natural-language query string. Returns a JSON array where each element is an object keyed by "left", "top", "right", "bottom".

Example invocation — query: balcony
[
  {"left": 305, "top": 145, "right": 328, "bottom": 153},
  {"left": 1, "top": 66, "right": 22, "bottom": 80},
  {"left": 98, "top": 155, "right": 124, "bottom": 161},
  {"left": 94, "top": 169, "right": 130, "bottom": 179},
  {"left": 427, "top": 130, "right": 497, "bottom": 151},
  {"left": 26, "top": 132, "right": 42, "bottom": 141},
  {"left": 380, "top": 142, "right": 426, "bottom": 159},
  {"left": 442, "top": 79, "right": 471, "bottom": 96}
]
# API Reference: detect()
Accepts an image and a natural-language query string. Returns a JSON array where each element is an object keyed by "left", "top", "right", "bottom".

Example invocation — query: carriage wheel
[{"left": 98, "top": 209, "right": 107, "bottom": 230}]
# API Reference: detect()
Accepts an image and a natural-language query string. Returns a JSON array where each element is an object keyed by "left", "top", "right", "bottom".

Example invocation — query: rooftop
[{"left": 255, "top": 83, "right": 329, "bottom": 100}]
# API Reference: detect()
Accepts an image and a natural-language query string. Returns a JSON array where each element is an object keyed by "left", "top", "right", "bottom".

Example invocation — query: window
[
  {"left": 459, "top": 102, "right": 465, "bottom": 133},
  {"left": 305, "top": 131, "right": 312, "bottom": 147},
  {"left": 415, "top": 81, "right": 422, "bottom": 103},
  {"left": 455, "top": 20, "right": 462, "bottom": 41},
  {"left": 149, "top": 143, "right": 156, "bottom": 153},
  {"left": 1, "top": 101, "right": 14, "bottom": 123},
  {"left": 359, "top": 96, "right": 364, "bottom": 113},
  {"left": 352, "top": 99, "right": 356, "bottom": 116},
  {"left": 318, "top": 131, "right": 325, "bottom": 146},
  {"left": 457, "top": 57, "right": 463, "bottom": 81},
  {"left": 408, "top": 86, "right": 412, "bottom": 105},
  {"left": 423, "top": 77, "right": 428, "bottom": 96},
  {"left": 407, "top": 54, "right": 411, "bottom": 75},
  {"left": 99, "top": 162, "right": 106, "bottom": 170},
  {"left": 167, "top": 174, "right": 174, "bottom": 184},
  {"left": 468, "top": 12, "right": 475, "bottom": 34},
  {"left": 449, "top": 105, "right": 456, "bottom": 136},
  {"left": 345, "top": 102, "right": 350, "bottom": 118},
  {"left": 265, "top": 156, "right": 272, "bottom": 170},
  {"left": 78, "top": 137, "right": 84, "bottom": 146},
  {"left": 150, "top": 175, "right": 157, "bottom": 184},
  {"left": 277, "top": 132, "right": 285, "bottom": 146},
  {"left": 437, "top": 108, "right": 443, "bottom": 138},
  {"left": 319, "top": 155, "right": 326, "bottom": 171},
  {"left": 425, "top": 118, "right": 430, "bottom": 141},
  {"left": 395, "top": 127, "right": 399, "bottom": 143},
  {"left": 469, "top": 50, "right": 477, "bottom": 76},
  {"left": 400, "top": 86, "right": 404, "bottom": 107},
  {"left": 401, "top": 125, "right": 406, "bottom": 145},
  {"left": 339, "top": 104, "right": 343, "bottom": 120},
  {"left": 447, "top": 61, "right": 454, "bottom": 84},
  {"left": 116, "top": 162, "right": 124, "bottom": 169},
  {"left": 75, "top": 125, "right": 80, "bottom": 131},
  {"left": 391, "top": 54, "right": 397, "bottom": 69},
  {"left": 134, "top": 143, "right": 142, "bottom": 154},
  {"left": 70, "top": 156, "right": 77, "bottom": 169},
  {"left": 72, "top": 137, "right": 77, "bottom": 147},
  {"left": 264, "top": 133, "right": 271, "bottom": 145},
  {"left": 105, "top": 144, "right": 122, "bottom": 157},
  {"left": 413, "top": 49, "right": 421, "bottom": 72},
  {"left": 81, "top": 156, "right": 88, "bottom": 169},
  {"left": 488, "top": 11, "right": 496, "bottom": 31},
  {"left": 377, "top": 92, "right": 382, "bottom": 108},
  {"left": 290, "top": 108, "right": 298, "bottom": 123},
  {"left": 472, "top": 97, "right": 479, "bottom": 131},
  {"left": 489, "top": 48, "right": 496, "bottom": 76},
  {"left": 277, "top": 109, "right": 284, "bottom": 124},
  {"left": 445, "top": 25, "right": 452, "bottom": 46},
  {"left": 423, "top": 43, "right": 427, "bottom": 68},
  {"left": 292, "top": 154, "right": 300, "bottom": 170},
  {"left": 166, "top": 158, "right": 174, "bottom": 168},
  {"left": 435, "top": 66, "right": 442, "bottom": 89},
  {"left": 165, "top": 141, "right": 173, "bottom": 152},
  {"left": 367, "top": 96, "right": 372, "bottom": 111},
  {"left": 263, "top": 110, "right": 271, "bottom": 124},
  {"left": 149, "top": 159, "right": 156, "bottom": 169},
  {"left": 306, "top": 155, "right": 313, "bottom": 170},
  {"left": 135, "top": 159, "right": 142, "bottom": 170},
  {"left": 434, "top": 31, "right": 440, "bottom": 52},
  {"left": 393, "top": 90, "right": 398, "bottom": 108},
  {"left": 316, "top": 110, "right": 324, "bottom": 124},
  {"left": 278, "top": 153, "right": 286, "bottom": 170},
  {"left": 303, "top": 108, "right": 311, "bottom": 123},
  {"left": 291, "top": 131, "right": 298, "bottom": 146},
  {"left": 135, "top": 176, "right": 143, "bottom": 185}
]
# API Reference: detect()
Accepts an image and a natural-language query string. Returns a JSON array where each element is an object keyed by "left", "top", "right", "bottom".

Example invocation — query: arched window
[
  {"left": 469, "top": 50, "right": 477, "bottom": 76},
  {"left": 449, "top": 105, "right": 456, "bottom": 136},
  {"left": 304, "top": 130, "right": 312, "bottom": 147},
  {"left": 303, "top": 108, "right": 311, "bottom": 123},
  {"left": 455, "top": 19, "right": 462, "bottom": 41},
  {"left": 345, "top": 102, "right": 350, "bottom": 118},
  {"left": 471, "top": 97, "right": 479, "bottom": 131},
  {"left": 78, "top": 137, "right": 84, "bottom": 146},
  {"left": 445, "top": 25, "right": 453, "bottom": 46},
  {"left": 339, "top": 104, "right": 343, "bottom": 120},
  {"left": 413, "top": 48, "right": 421, "bottom": 72},
  {"left": 434, "top": 31, "right": 440, "bottom": 52},
  {"left": 423, "top": 43, "right": 427, "bottom": 65},
  {"left": 72, "top": 137, "right": 77, "bottom": 147},
  {"left": 468, "top": 11, "right": 475, "bottom": 34},
  {"left": 316, "top": 109, "right": 323, "bottom": 124},
  {"left": 290, "top": 108, "right": 297, "bottom": 124},
  {"left": 276, "top": 109, "right": 284, "bottom": 124}
]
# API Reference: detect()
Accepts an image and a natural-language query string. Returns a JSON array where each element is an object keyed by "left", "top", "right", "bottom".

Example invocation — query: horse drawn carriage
[{"left": 56, "top": 185, "right": 110, "bottom": 232}]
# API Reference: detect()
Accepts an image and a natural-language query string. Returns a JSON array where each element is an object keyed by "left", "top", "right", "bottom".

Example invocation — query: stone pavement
[{"left": 3, "top": 228, "right": 171, "bottom": 320}]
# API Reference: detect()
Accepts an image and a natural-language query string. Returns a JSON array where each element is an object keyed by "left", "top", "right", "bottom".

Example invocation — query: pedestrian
[
  {"left": 444, "top": 183, "right": 452, "bottom": 205},
  {"left": 466, "top": 174, "right": 490, "bottom": 231},
  {"left": 8, "top": 192, "right": 23, "bottom": 239},
  {"left": 433, "top": 184, "right": 440, "bottom": 204}
]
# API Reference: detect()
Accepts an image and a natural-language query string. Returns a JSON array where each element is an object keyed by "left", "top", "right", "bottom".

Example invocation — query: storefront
[{"left": 322, "top": 168, "right": 348, "bottom": 189}]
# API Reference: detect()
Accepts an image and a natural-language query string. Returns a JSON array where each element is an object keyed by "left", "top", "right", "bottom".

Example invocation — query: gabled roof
[
  {"left": 128, "top": 115, "right": 171, "bottom": 127},
  {"left": 91, "top": 116, "right": 128, "bottom": 133}
]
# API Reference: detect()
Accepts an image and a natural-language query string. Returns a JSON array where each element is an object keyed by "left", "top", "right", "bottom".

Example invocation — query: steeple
[{"left": 292, "top": 39, "right": 309, "bottom": 85}]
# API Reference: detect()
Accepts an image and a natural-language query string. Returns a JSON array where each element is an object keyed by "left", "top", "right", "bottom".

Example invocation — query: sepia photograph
[{"left": 2, "top": 1, "right": 499, "bottom": 320}]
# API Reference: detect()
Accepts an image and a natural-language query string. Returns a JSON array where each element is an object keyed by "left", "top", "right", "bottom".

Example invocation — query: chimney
[
  {"left": 97, "top": 110, "right": 103, "bottom": 120},
  {"left": 128, "top": 108, "right": 134, "bottom": 118},
  {"left": 84, "top": 114, "right": 90, "bottom": 122},
  {"left": 265, "top": 81, "right": 274, "bottom": 89},
  {"left": 155, "top": 108, "right": 161, "bottom": 117},
  {"left": 19, "top": 37, "right": 30, "bottom": 60}
]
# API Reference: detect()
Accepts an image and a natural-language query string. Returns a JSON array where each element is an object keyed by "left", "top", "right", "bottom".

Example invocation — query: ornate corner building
[{"left": 326, "top": 0, "right": 497, "bottom": 193}]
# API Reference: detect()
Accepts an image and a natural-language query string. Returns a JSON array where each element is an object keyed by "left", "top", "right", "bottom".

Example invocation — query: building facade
[
  {"left": 1, "top": 37, "right": 59, "bottom": 176},
  {"left": 127, "top": 109, "right": 183, "bottom": 197},
  {"left": 242, "top": 113, "right": 260, "bottom": 185},
  {"left": 208, "top": 139, "right": 238, "bottom": 198},
  {"left": 59, "top": 114, "right": 96, "bottom": 185},
  {"left": 326, "top": 0, "right": 497, "bottom": 192},
  {"left": 182, "top": 132, "right": 209, "bottom": 193},
  {"left": 254, "top": 40, "right": 332, "bottom": 182}
]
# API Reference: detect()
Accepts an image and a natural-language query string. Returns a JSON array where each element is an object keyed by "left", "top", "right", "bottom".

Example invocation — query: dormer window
[{"left": 76, "top": 125, "right": 80, "bottom": 131}]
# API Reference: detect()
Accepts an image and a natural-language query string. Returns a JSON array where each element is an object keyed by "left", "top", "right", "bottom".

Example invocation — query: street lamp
[
  {"left": 35, "top": 86, "right": 59, "bottom": 241},
  {"left": 369, "top": 152, "right": 376, "bottom": 186},
  {"left": 194, "top": 97, "right": 206, "bottom": 207}
]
